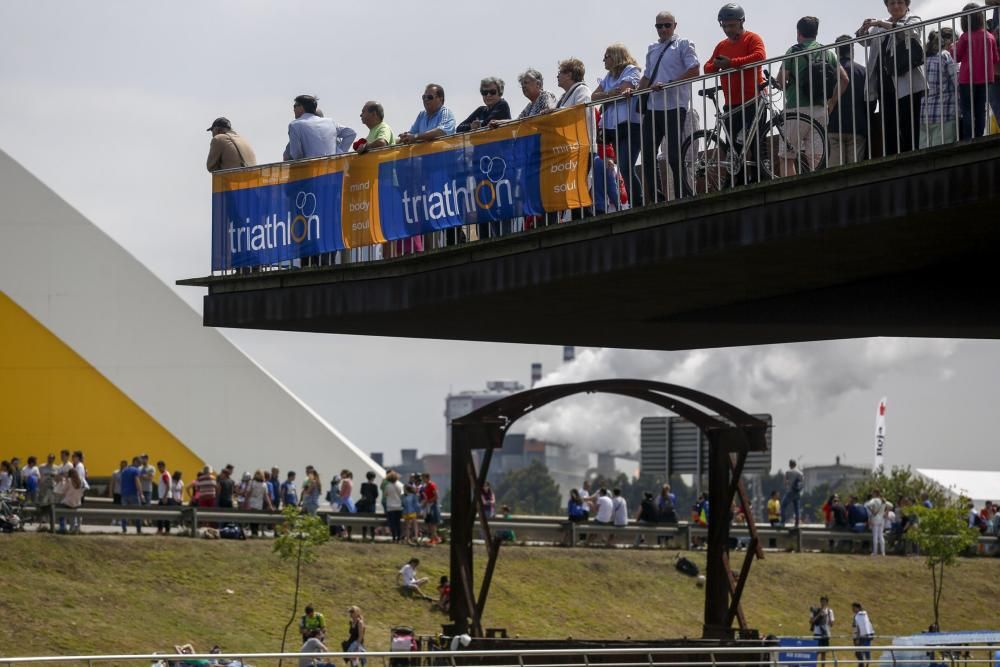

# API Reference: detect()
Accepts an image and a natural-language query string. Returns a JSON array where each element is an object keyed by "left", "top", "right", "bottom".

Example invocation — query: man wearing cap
[
  {"left": 206, "top": 117, "right": 257, "bottom": 172},
  {"left": 284, "top": 94, "right": 356, "bottom": 160}
]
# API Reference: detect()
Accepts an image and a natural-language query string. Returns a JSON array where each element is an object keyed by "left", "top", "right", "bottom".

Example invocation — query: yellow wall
[{"left": 0, "top": 291, "right": 204, "bottom": 485}]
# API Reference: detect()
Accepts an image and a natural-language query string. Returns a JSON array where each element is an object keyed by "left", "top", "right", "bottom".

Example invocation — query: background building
[{"left": 801, "top": 456, "right": 870, "bottom": 493}]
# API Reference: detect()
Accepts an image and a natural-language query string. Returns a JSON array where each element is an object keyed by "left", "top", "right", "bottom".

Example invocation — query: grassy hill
[{"left": 1, "top": 534, "right": 998, "bottom": 657}]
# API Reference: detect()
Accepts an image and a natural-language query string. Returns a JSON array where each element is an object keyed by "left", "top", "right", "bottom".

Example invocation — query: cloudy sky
[{"left": 1, "top": 0, "right": 996, "bottom": 473}]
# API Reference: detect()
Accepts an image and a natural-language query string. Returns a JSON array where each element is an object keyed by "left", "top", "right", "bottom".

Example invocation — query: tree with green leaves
[
  {"left": 273, "top": 505, "right": 330, "bottom": 660},
  {"left": 909, "top": 503, "right": 980, "bottom": 629},
  {"left": 494, "top": 460, "right": 562, "bottom": 515},
  {"left": 850, "top": 466, "right": 948, "bottom": 508}
]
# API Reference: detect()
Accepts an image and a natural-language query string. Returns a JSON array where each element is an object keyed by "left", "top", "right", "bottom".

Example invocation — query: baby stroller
[{"left": 389, "top": 626, "right": 417, "bottom": 667}]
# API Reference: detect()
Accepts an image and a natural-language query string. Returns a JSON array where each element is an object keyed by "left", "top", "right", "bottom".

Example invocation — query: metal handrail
[{"left": 4, "top": 644, "right": 1000, "bottom": 664}]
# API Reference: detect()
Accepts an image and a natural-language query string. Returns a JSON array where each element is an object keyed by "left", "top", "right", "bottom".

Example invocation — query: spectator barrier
[{"left": 30, "top": 503, "right": 1000, "bottom": 554}]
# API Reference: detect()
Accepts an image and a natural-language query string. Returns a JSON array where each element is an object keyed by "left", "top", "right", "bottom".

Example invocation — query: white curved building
[{"left": 0, "top": 149, "right": 383, "bottom": 484}]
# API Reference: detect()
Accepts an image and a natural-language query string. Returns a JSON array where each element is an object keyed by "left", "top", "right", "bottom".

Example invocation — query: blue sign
[
  {"left": 377, "top": 135, "right": 543, "bottom": 240},
  {"left": 212, "top": 171, "right": 345, "bottom": 270},
  {"left": 778, "top": 637, "right": 820, "bottom": 667}
]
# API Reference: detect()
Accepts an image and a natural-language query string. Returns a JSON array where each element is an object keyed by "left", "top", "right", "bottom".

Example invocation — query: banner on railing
[{"left": 211, "top": 107, "right": 592, "bottom": 270}]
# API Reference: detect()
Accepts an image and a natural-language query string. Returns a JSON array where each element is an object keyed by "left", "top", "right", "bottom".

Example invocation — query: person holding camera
[{"left": 810, "top": 596, "right": 835, "bottom": 665}]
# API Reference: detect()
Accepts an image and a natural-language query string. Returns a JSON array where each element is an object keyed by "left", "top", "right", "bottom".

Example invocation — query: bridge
[
  {"left": 180, "top": 8, "right": 1000, "bottom": 350},
  {"left": 181, "top": 136, "right": 1000, "bottom": 349}
]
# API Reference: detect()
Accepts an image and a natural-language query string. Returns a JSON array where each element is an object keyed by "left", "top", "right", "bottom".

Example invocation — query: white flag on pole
[{"left": 874, "top": 397, "right": 887, "bottom": 471}]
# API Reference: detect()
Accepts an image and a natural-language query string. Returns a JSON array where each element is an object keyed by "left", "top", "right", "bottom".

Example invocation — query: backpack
[
  {"left": 790, "top": 44, "right": 838, "bottom": 105},
  {"left": 675, "top": 556, "right": 700, "bottom": 577},
  {"left": 219, "top": 523, "right": 246, "bottom": 540},
  {"left": 792, "top": 473, "right": 804, "bottom": 493}
]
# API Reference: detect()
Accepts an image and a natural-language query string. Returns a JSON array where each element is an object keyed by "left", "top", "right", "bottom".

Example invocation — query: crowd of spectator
[
  {"left": 0, "top": 451, "right": 448, "bottom": 542},
  {"left": 206, "top": 1, "right": 999, "bottom": 246},
  {"left": 2, "top": 450, "right": 997, "bottom": 553}
]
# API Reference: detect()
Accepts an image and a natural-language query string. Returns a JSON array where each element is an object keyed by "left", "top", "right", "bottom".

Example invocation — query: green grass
[{"left": 1, "top": 534, "right": 998, "bottom": 657}]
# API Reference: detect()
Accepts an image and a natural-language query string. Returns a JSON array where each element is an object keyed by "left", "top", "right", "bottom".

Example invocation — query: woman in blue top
[{"left": 592, "top": 43, "right": 643, "bottom": 204}]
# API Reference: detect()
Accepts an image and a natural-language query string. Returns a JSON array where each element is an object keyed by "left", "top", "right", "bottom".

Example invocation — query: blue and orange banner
[{"left": 211, "top": 107, "right": 592, "bottom": 270}]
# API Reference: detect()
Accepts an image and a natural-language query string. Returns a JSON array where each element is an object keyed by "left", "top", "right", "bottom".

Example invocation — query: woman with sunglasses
[
  {"left": 457, "top": 76, "right": 512, "bottom": 132},
  {"left": 592, "top": 43, "right": 643, "bottom": 204}
]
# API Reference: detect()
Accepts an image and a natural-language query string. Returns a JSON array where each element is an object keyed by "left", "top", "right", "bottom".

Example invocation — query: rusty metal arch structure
[{"left": 449, "top": 379, "right": 770, "bottom": 640}]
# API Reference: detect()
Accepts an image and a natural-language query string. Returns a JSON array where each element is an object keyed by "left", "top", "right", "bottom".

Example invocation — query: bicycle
[{"left": 680, "top": 69, "right": 828, "bottom": 196}]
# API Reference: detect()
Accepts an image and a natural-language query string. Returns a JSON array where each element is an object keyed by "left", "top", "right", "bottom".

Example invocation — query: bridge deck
[{"left": 180, "top": 136, "right": 1000, "bottom": 350}]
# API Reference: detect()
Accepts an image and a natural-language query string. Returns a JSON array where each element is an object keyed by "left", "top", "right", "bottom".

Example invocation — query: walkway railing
[
  {"left": 208, "top": 6, "right": 999, "bottom": 277},
  {"left": 24, "top": 503, "right": 1000, "bottom": 554},
  {"left": 3, "top": 643, "right": 999, "bottom": 667}
]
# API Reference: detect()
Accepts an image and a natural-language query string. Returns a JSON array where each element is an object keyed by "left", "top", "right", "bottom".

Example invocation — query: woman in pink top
[{"left": 955, "top": 3, "right": 1000, "bottom": 138}]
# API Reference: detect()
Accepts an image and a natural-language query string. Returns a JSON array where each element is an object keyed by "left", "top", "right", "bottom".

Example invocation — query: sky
[{"left": 1, "top": 0, "right": 997, "bottom": 474}]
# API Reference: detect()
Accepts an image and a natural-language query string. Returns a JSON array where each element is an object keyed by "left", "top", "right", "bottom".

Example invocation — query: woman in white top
[
  {"left": 856, "top": 0, "right": 927, "bottom": 154},
  {"left": 556, "top": 58, "right": 592, "bottom": 108},
  {"left": 56, "top": 468, "right": 86, "bottom": 533},
  {"left": 170, "top": 471, "right": 185, "bottom": 504},
  {"left": 247, "top": 469, "right": 273, "bottom": 537}
]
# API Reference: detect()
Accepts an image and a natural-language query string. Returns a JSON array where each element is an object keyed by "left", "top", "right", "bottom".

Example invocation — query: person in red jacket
[{"left": 704, "top": 3, "right": 767, "bottom": 184}]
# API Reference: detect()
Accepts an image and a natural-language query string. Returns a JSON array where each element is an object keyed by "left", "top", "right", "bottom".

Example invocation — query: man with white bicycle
[
  {"left": 776, "top": 16, "right": 849, "bottom": 176},
  {"left": 704, "top": 3, "right": 767, "bottom": 185}
]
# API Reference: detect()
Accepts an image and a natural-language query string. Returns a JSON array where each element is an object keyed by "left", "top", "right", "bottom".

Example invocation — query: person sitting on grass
[
  {"left": 397, "top": 557, "right": 433, "bottom": 600},
  {"left": 430, "top": 575, "right": 451, "bottom": 613},
  {"left": 299, "top": 630, "right": 334, "bottom": 667}
]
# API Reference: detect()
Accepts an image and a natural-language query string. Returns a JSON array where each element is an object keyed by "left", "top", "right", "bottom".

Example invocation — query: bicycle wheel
[
  {"left": 680, "top": 130, "right": 732, "bottom": 197},
  {"left": 760, "top": 112, "right": 827, "bottom": 179}
]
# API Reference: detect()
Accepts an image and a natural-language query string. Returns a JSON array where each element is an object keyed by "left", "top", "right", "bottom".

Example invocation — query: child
[
  {"left": 431, "top": 575, "right": 451, "bottom": 612},
  {"left": 402, "top": 484, "right": 420, "bottom": 545}
]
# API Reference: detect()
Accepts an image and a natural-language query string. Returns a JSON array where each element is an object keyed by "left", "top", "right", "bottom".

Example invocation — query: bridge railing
[
  {"left": 209, "top": 6, "right": 998, "bottom": 277},
  {"left": 3, "top": 643, "right": 1000, "bottom": 667}
]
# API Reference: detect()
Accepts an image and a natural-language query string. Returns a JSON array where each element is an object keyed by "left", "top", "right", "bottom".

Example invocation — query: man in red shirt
[{"left": 704, "top": 3, "right": 767, "bottom": 184}]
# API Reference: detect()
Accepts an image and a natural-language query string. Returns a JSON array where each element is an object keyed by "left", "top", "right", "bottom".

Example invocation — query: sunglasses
[
  {"left": 655, "top": 22, "right": 675, "bottom": 29},
  {"left": 422, "top": 94, "right": 437, "bottom": 101},
  {"left": 480, "top": 89, "right": 498, "bottom": 96}
]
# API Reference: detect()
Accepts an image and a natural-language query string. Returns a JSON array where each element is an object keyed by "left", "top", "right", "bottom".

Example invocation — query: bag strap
[
  {"left": 557, "top": 82, "right": 584, "bottom": 108},
  {"left": 648, "top": 38, "right": 675, "bottom": 84},
  {"left": 227, "top": 133, "right": 247, "bottom": 168}
]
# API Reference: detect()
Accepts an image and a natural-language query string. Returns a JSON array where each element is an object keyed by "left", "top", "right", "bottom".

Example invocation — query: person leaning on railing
[
  {"left": 919, "top": 30, "right": 959, "bottom": 147},
  {"left": 458, "top": 77, "right": 513, "bottom": 240},
  {"left": 829, "top": 35, "right": 878, "bottom": 165},
  {"left": 205, "top": 117, "right": 257, "bottom": 172},
  {"left": 775, "top": 16, "right": 849, "bottom": 176},
  {"left": 634, "top": 12, "right": 700, "bottom": 205},
  {"left": 855, "top": 0, "right": 927, "bottom": 156},
  {"left": 954, "top": 3, "right": 999, "bottom": 140},
  {"left": 592, "top": 42, "right": 643, "bottom": 205},
  {"left": 457, "top": 76, "right": 511, "bottom": 133}
]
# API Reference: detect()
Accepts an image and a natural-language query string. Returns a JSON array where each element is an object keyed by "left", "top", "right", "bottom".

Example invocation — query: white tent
[{"left": 916, "top": 469, "right": 1000, "bottom": 506}]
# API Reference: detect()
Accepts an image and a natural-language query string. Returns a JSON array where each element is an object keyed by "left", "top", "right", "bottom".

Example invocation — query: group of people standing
[{"left": 205, "top": 2, "right": 999, "bottom": 266}]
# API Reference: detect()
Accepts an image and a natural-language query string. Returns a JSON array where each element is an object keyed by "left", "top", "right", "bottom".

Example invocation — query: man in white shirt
[
  {"left": 588, "top": 488, "right": 614, "bottom": 545},
  {"left": 285, "top": 94, "right": 357, "bottom": 160},
  {"left": 852, "top": 602, "right": 875, "bottom": 667}
]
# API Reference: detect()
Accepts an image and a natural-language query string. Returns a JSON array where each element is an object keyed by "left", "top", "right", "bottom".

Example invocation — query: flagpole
[{"left": 874, "top": 397, "right": 887, "bottom": 472}]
